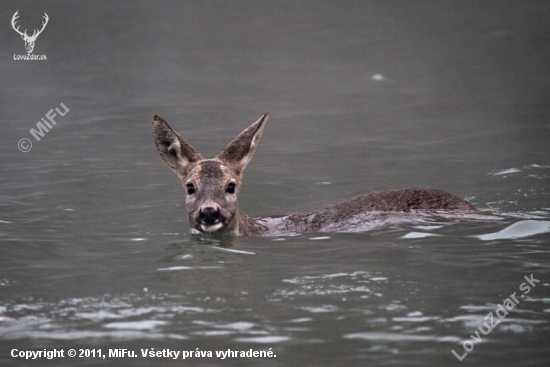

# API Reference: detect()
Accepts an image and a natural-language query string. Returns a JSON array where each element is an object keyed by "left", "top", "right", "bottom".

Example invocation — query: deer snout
[
  {"left": 198, "top": 204, "right": 226, "bottom": 225},
  {"left": 197, "top": 205, "right": 228, "bottom": 233}
]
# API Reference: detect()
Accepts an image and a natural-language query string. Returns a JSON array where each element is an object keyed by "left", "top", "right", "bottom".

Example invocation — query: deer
[
  {"left": 11, "top": 10, "right": 49, "bottom": 54},
  {"left": 152, "top": 113, "right": 476, "bottom": 236}
]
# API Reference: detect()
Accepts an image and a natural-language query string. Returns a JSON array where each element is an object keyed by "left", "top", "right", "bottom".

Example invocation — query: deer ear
[
  {"left": 153, "top": 115, "right": 202, "bottom": 174},
  {"left": 218, "top": 113, "right": 268, "bottom": 172}
]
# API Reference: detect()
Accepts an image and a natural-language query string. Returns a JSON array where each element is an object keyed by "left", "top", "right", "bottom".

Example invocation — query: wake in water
[{"left": 253, "top": 209, "right": 550, "bottom": 240}]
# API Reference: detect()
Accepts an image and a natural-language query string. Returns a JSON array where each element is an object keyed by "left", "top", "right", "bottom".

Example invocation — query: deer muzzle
[{"left": 197, "top": 205, "right": 227, "bottom": 233}]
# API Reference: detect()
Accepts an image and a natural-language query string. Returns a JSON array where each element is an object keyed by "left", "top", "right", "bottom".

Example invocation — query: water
[{"left": 1, "top": 1, "right": 550, "bottom": 366}]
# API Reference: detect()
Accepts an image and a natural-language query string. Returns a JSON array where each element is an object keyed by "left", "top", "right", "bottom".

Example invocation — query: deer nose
[{"left": 199, "top": 206, "right": 224, "bottom": 225}]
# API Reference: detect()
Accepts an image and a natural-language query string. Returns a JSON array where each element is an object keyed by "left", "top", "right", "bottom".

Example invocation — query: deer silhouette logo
[{"left": 11, "top": 10, "right": 49, "bottom": 54}]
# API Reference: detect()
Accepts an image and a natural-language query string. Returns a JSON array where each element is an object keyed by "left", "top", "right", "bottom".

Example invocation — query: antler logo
[{"left": 11, "top": 10, "right": 49, "bottom": 54}]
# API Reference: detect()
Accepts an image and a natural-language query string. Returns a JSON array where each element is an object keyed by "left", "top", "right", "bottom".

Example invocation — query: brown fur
[{"left": 153, "top": 114, "right": 476, "bottom": 236}]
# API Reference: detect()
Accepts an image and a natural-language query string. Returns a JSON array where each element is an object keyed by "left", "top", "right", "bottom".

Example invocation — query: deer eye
[
  {"left": 226, "top": 182, "right": 236, "bottom": 194},
  {"left": 186, "top": 183, "right": 196, "bottom": 195}
]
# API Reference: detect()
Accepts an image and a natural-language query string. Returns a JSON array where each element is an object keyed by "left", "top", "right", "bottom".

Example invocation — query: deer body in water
[{"left": 153, "top": 113, "right": 475, "bottom": 236}]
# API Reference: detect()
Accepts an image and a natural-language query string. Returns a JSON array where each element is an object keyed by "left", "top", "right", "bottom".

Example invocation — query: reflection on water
[
  {"left": 2, "top": 260, "right": 548, "bottom": 363},
  {"left": 2, "top": 0, "right": 550, "bottom": 366},
  {"left": 475, "top": 220, "right": 550, "bottom": 240}
]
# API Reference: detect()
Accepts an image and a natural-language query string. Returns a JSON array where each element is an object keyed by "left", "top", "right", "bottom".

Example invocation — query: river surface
[{"left": 1, "top": 1, "right": 549, "bottom": 366}]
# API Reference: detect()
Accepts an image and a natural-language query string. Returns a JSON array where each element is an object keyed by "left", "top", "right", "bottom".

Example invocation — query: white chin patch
[{"left": 201, "top": 222, "right": 224, "bottom": 233}]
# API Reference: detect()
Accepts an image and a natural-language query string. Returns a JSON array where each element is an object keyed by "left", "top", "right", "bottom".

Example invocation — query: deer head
[
  {"left": 153, "top": 114, "right": 268, "bottom": 235},
  {"left": 12, "top": 11, "right": 49, "bottom": 54}
]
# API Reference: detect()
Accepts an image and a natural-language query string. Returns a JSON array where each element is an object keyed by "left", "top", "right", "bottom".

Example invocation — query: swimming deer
[{"left": 153, "top": 113, "right": 475, "bottom": 236}]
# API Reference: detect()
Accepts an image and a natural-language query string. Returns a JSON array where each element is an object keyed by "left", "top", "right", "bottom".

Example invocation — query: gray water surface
[{"left": 1, "top": 1, "right": 550, "bottom": 366}]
